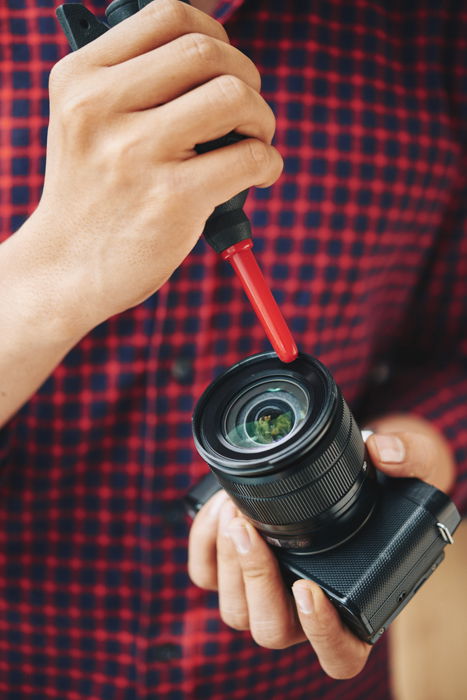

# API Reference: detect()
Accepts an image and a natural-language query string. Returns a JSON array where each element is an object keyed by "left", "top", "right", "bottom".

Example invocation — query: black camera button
[
  {"left": 369, "top": 362, "right": 390, "bottom": 386},
  {"left": 161, "top": 500, "right": 187, "bottom": 526}
]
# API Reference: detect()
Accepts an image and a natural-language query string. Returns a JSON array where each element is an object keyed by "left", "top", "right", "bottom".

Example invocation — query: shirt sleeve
[{"left": 369, "top": 173, "right": 467, "bottom": 514}]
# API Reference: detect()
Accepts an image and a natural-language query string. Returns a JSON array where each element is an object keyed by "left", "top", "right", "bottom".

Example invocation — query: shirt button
[
  {"left": 369, "top": 362, "right": 390, "bottom": 385},
  {"left": 161, "top": 500, "right": 186, "bottom": 525},
  {"left": 170, "top": 357, "right": 194, "bottom": 384},
  {"left": 151, "top": 643, "right": 182, "bottom": 663}
]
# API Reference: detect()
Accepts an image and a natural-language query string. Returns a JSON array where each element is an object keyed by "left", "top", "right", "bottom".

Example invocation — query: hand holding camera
[{"left": 188, "top": 353, "right": 459, "bottom": 679}]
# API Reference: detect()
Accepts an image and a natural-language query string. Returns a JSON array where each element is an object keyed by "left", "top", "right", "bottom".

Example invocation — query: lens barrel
[{"left": 192, "top": 353, "right": 378, "bottom": 553}]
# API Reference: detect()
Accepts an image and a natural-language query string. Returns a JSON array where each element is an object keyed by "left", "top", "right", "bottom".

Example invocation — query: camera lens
[
  {"left": 193, "top": 352, "right": 377, "bottom": 553},
  {"left": 224, "top": 379, "right": 309, "bottom": 449}
]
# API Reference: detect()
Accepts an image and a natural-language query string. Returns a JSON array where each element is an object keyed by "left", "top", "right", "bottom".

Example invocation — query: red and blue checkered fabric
[{"left": 1, "top": 0, "right": 466, "bottom": 697}]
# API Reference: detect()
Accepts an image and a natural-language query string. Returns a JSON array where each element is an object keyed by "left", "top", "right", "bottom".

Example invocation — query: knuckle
[
  {"left": 216, "top": 540, "right": 236, "bottom": 565},
  {"left": 255, "top": 147, "right": 284, "bottom": 188},
  {"left": 328, "top": 658, "right": 368, "bottom": 680},
  {"left": 195, "top": 578, "right": 219, "bottom": 592},
  {"left": 248, "top": 62, "right": 262, "bottom": 92},
  {"left": 215, "top": 74, "right": 249, "bottom": 106},
  {"left": 184, "top": 33, "right": 220, "bottom": 66},
  {"left": 272, "top": 148, "right": 285, "bottom": 177},
  {"left": 414, "top": 435, "right": 433, "bottom": 472},
  {"left": 251, "top": 625, "right": 290, "bottom": 650},
  {"left": 244, "top": 140, "right": 270, "bottom": 175},
  {"left": 161, "top": 166, "right": 193, "bottom": 199},
  {"left": 242, "top": 561, "right": 268, "bottom": 582},
  {"left": 48, "top": 54, "right": 76, "bottom": 94},
  {"left": 48, "top": 61, "right": 62, "bottom": 92},
  {"left": 108, "top": 136, "right": 140, "bottom": 171},
  {"left": 152, "top": 0, "right": 188, "bottom": 28},
  {"left": 58, "top": 88, "right": 96, "bottom": 126},
  {"left": 306, "top": 619, "right": 338, "bottom": 646},
  {"left": 188, "top": 567, "right": 218, "bottom": 591},
  {"left": 308, "top": 628, "right": 333, "bottom": 647},
  {"left": 220, "top": 608, "right": 250, "bottom": 631},
  {"left": 264, "top": 102, "right": 277, "bottom": 141},
  {"left": 253, "top": 636, "right": 289, "bottom": 650}
]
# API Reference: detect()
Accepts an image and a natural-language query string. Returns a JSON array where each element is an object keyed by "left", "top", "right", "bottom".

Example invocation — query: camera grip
[{"left": 184, "top": 471, "right": 223, "bottom": 519}]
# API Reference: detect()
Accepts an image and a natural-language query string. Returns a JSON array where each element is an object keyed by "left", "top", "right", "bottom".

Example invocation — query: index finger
[
  {"left": 228, "top": 518, "right": 305, "bottom": 649},
  {"left": 292, "top": 580, "right": 371, "bottom": 679},
  {"left": 79, "top": 0, "right": 229, "bottom": 66}
]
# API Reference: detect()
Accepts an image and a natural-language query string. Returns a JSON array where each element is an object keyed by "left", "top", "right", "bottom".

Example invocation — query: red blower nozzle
[{"left": 221, "top": 240, "right": 298, "bottom": 363}]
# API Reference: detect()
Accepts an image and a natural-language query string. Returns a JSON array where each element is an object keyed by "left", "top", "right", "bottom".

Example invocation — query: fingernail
[
  {"left": 206, "top": 490, "right": 229, "bottom": 522},
  {"left": 293, "top": 583, "right": 314, "bottom": 615},
  {"left": 228, "top": 520, "right": 252, "bottom": 554},
  {"left": 372, "top": 434, "right": 405, "bottom": 464}
]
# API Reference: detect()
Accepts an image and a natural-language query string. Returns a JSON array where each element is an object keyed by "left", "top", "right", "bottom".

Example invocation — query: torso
[{"left": 0, "top": 1, "right": 466, "bottom": 698}]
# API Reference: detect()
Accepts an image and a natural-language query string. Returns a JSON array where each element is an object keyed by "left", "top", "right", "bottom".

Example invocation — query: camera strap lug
[{"left": 436, "top": 522, "right": 454, "bottom": 544}]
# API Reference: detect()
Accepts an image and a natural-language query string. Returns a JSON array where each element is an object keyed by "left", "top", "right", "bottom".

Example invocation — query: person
[{"left": 0, "top": 0, "right": 465, "bottom": 697}]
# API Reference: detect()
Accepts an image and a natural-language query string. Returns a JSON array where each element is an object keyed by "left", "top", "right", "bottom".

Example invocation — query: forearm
[
  {"left": 0, "top": 217, "right": 88, "bottom": 428},
  {"left": 0, "top": 1, "right": 284, "bottom": 431}
]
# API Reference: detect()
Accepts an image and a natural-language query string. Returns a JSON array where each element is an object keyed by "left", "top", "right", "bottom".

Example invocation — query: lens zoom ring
[
  {"left": 217, "top": 396, "right": 355, "bottom": 500},
  {"left": 226, "top": 417, "right": 365, "bottom": 524}
]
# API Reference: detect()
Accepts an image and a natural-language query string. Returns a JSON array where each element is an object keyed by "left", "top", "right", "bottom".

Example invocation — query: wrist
[{"left": 0, "top": 213, "right": 98, "bottom": 349}]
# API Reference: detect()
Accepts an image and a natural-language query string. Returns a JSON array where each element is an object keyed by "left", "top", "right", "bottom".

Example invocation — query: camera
[{"left": 187, "top": 352, "right": 461, "bottom": 643}]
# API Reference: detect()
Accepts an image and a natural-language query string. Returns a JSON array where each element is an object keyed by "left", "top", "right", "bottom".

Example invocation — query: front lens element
[{"left": 223, "top": 379, "right": 310, "bottom": 450}]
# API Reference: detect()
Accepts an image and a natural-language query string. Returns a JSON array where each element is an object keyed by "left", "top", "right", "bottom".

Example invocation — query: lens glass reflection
[{"left": 223, "top": 379, "right": 310, "bottom": 450}]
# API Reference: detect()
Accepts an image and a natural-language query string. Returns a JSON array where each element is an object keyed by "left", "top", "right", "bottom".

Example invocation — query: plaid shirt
[{"left": 1, "top": 0, "right": 466, "bottom": 697}]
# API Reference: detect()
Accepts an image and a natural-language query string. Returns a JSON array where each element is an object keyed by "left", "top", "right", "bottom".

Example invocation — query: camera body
[
  {"left": 187, "top": 470, "right": 459, "bottom": 643},
  {"left": 188, "top": 352, "right": 461, "bottom": 644}
]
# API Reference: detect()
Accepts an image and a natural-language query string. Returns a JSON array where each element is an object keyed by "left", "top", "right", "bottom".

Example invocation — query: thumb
[{"left": 366, "top": 426, "right": 454, "bottom": 492}]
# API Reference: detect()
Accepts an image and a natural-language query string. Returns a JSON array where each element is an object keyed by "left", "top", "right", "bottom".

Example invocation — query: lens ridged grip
[{"left": 216, "top": 397, "right": 366, "bottom": 525}]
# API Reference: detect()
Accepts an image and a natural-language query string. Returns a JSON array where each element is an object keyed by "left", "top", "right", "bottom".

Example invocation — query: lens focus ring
[
  {"left": 216, "top": 396, "right": 365, "bottom": 524},
  {"left": 217, "top": 394, "right": 350, "bottom": 497}
]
